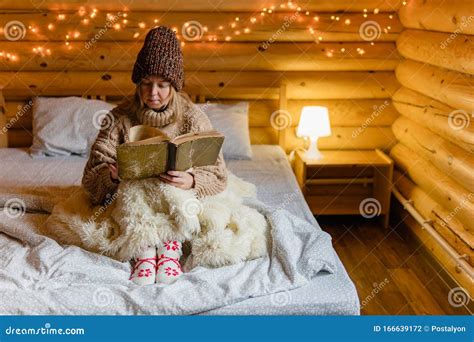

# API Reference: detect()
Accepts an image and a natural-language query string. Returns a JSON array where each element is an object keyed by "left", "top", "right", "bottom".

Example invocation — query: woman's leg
[
  {"left": 155, "top": 240, "right": 183, "bottom": 284},
  {"left": 129, "top": 245, "right": 157, "bottom": 285}
]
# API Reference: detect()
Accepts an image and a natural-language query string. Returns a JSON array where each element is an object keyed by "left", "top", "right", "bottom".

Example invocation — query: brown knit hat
[{"left": 131, "top": 26, "right": 184, "bottom": 91}]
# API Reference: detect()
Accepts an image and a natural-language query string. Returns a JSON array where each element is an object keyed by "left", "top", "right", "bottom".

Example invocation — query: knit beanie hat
[{"left": 131, "top": 26, "right": 184, "bottom": 91}]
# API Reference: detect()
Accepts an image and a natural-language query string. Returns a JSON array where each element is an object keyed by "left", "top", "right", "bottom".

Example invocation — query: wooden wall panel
[
  {"left": 0, "top": 41, "right": 400, "bottom": 72},
  {"left": 1, "top": 1, "right": 402, "bottom": 151},
  {"left": 392, "top": 1, "right": 473, "bottom": 289},
  {"left": 0, "top": 12, "right": 402, "bottom": 42},
  {"left": 399, "top": 0, "right": 474, "bottom": 35},
  {"left": 392, "top": 87, "right": 474, "bottom": 153},
  {"left": 390, "top": 143, "right": 474, "bottom": 232},
  {"left": 0, "top": 71, "right": 400, "bottom": 99},
  {"left": 396, "top": 60, "right": 474, "bottom": 112},
  {"left": 284, "top": 126, "right": 396, "bottom": 152},
  {"left": 394, "top": 170, "right": 473, "bottom": 266},
  {"left": 397, "top": 29, "right": 474, "bottom": 75},
  {"left": 287, "top": 99, "right": 398, "bottom": 127},
  {"left": 392, "top": 116, "right": 474, "bottom": 192},
  {"left": 0, "top": 0, "right": 403, "bottom": 12}
]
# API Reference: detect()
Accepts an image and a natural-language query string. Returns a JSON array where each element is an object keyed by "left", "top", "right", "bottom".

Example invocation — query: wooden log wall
[
  {"left": 391, "top": 0, "right": 473, "bottom": 293},
  {"left": 0, "top": 0, "right": 402, "bottom": 150}
]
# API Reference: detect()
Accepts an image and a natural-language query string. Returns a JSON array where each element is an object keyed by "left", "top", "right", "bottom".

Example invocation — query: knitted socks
[
  {"left": 129, "top": 245, "right": 157, "bottom": 286},
  {"left": 155, "top": 240, "right": 183, "bottom": 284}
]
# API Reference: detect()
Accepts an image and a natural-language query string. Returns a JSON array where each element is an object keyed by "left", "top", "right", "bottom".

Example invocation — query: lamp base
[{"left": 304, "top": 138, "right": 323, "bottom": 160}]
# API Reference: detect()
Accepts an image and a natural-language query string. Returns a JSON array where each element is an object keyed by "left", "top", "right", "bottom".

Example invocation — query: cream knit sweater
[{"left": 82, "top": 92, "right": 227, "bottom": 205}]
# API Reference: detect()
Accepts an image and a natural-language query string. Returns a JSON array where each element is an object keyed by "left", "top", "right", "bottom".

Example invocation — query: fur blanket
[{"left": 43, "top": 173, "right": 269, "bottom": 268}]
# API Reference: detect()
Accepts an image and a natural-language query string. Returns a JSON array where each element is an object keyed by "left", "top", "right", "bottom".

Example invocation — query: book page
[
  {"left": 171, "top": 129, "right": 222, "bottom": 145},
  {"left": 126, "top": 125, "right": 171, "bottom": 146}
]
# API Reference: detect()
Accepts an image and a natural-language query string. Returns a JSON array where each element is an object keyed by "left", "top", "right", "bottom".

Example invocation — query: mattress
[{"left": 0, "top": 146, "right": 359, "bottom": 315}]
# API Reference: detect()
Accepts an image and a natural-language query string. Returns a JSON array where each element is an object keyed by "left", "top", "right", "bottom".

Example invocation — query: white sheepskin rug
[{"left": 43, "top": 173, "right": 269, "bottom": 268}]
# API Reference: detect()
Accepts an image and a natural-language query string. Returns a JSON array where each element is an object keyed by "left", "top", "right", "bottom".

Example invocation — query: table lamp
[{"left": 296, "top": 106, "right": 331, "bottom": 160}]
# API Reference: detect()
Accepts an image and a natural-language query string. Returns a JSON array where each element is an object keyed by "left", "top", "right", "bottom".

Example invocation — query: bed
[{"left": 0, "top": 145, "right": 359, "bottom": 315}]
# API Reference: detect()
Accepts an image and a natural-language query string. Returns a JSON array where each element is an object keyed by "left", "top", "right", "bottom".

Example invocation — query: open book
[{"left": 116, "top": 125, "right": 224, "bottom": 180}]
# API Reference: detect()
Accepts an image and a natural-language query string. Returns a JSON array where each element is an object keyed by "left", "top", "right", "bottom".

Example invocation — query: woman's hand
[
  {"left": 159, "top": 170, "right": 194, "bottom": 190},
  {"left": 109, "top": 163, "right": 119, "bottom": 182}
]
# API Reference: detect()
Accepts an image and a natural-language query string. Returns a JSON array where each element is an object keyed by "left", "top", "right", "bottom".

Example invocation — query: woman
[{"left": 82, "top": 26, "right": 227, "bottom": 285}]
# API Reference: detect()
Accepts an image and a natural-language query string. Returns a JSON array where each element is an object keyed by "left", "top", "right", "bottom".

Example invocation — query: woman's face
[{"left": 140, "top": 75, "right": 171, "bottom": 109}]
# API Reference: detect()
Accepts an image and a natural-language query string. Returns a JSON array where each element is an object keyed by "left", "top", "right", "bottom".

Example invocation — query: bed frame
[{"left": 0, "top": 85, "right": 289, "bottom": 149}]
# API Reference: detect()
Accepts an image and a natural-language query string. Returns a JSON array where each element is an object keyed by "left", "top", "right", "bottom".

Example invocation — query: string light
[{"left": 8, "top": 2, "right": 390, "bottom": 60}]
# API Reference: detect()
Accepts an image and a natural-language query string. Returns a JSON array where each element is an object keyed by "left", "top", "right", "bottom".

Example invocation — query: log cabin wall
[
  {"left": 0, "top": 0, "right": 403, "bottom": 151},
  {"left": 391, "top": 0, "right": 473, "bottom": 292}
]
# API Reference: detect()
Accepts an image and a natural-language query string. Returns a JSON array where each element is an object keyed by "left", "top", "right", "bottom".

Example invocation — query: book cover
[{"left": 117, "top": 125, "right": 224, "bottom": 180}]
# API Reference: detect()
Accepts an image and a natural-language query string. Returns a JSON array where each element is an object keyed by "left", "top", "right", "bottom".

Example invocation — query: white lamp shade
[{"left": 296, "top": 106, "right": 331, "bottom": 138}]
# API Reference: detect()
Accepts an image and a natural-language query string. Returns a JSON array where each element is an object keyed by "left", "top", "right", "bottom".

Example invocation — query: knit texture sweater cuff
[
  {"left": 189, "top": 168, "right": 227, "bottom": 199},
  {"left": 97, "top": 165, "right": 119, "bottom": 204}
]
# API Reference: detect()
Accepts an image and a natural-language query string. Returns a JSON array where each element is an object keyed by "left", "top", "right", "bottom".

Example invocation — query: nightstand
[{"left": 294, "top": 149, "right": 394, "bottom": 229}]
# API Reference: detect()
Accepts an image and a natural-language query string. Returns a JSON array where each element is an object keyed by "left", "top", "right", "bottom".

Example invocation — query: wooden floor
[{"left": 318, "top": 214, "right": 472, "bottom": 315}]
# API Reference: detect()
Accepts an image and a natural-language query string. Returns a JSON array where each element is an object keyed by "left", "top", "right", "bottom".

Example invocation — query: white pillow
[
  {"left": 196, "top": 101, "right": 252, "bottom": 160},
  {"left": 30, "top": 96, "right": 116, "bottom": 157}
]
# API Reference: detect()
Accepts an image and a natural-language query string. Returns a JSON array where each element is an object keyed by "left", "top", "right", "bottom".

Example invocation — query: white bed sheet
[{"left": 0, "top": 146, "right": 359, "bottom": 315}]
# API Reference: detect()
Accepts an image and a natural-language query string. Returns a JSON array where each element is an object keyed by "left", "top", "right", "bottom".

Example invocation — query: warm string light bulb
[{"left": 14, "top": 2, "right": 388, "bottom": 56}]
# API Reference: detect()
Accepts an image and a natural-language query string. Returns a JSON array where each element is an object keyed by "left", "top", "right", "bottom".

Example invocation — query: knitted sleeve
[
  {"left": 185, "top": 106, "right": 228, "bottom": 199},
  {"left": 81, "top": 112, "right": 123, "bottom": 205}
]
